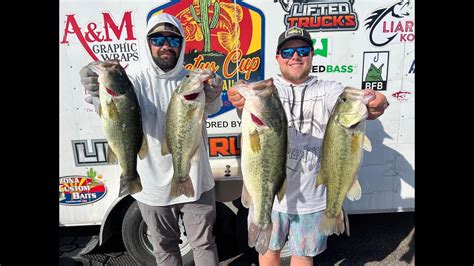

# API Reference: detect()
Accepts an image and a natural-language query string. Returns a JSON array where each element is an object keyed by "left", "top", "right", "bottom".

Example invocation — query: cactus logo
[
  {"left": 148, "top": 0, "right": 265, "bottom": 117},
  {"left": 59, "top": 168, "right": 107, "bottom": 206}
]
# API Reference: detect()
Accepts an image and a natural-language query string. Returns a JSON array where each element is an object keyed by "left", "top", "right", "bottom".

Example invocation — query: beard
[
  {"left": 280, "top": 65, "right": 311, "bottom": 83},
  {"left": 154, "top": 50, "right": 178, "bottom": 71}
]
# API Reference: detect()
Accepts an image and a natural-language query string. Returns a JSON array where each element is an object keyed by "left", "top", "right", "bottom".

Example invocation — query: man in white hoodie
[
  {"left": 228, "top": 26, "right": 389, "bottom": 266},
  {"left": 80, "top": 13, "right": 221, "bottom": 266}
]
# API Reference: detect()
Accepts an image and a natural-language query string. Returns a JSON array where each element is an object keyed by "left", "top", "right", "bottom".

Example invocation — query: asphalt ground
[{"left": 59, "top": 212, "right": 414, "bottom": 265}]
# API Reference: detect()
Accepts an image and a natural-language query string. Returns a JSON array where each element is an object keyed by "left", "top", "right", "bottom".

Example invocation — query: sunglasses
[
  {"left": 278, "top": 46, "right": 311, "bottom": 59},
  {"left": 149, "top": 36, "right": 182, "bottom": 48}
]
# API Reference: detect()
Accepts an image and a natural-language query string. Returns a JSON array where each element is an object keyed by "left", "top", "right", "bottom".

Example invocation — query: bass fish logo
[
  {"left": 361, "top": 51, "right": 389, "bottom": 91},
  {"left": 285, "top": 26, "right": 304, "bottom": 37}
]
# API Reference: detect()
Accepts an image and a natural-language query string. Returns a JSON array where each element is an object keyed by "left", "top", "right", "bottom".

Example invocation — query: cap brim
[
  {"left": 147, "top": 23, "right": 182, "bottom": 37},
  {"left": 147, "top": 30, "right": 181, "bottom": 37},
  {"left": 278, "top": 36, "right": 313, "bottom": 50}
]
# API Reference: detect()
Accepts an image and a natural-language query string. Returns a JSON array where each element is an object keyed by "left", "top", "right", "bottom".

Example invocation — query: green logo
[
  {"left": 312, "top": 38, "right": 328, "bottom": 57},
  {"left": 365, "top": 63, "right": 384, "bottom": 82}
]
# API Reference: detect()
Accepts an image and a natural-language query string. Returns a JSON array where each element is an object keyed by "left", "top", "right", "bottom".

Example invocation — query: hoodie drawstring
[
  {"left": 289, "top": 84, "right": 308, "bottom": 132},
  {"left": 299, "top": 85, "right": 307, "bottom": 132}
]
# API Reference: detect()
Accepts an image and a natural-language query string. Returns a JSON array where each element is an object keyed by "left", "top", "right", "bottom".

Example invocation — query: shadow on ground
[
  {"left": 314, "top": 212, "right": 415, "bottom": 265},
  {"left": 59, "top": 211, "right": 414, "bottom": 265}
]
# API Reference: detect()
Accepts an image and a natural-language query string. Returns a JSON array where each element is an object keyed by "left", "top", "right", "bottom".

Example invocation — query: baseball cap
[
  {"left": 147, "top": 22, "right": 182, "bottom": 37},
  {"left": 277, "top": 26, "right": 313, "bottom": 50}
]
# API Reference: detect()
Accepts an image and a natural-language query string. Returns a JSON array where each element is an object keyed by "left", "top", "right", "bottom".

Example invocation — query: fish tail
[
  {"left": 119, "top": 173, "right": 143, "bottom": 197},
  {"left": 170, "top": 175, "right": 195, "bottom": 198},
  {"left": 248, "top": 221, "right": 272, "bottom": 255},
  {"left": 319, "top": 211, "right": 345, "bottom": 236}
]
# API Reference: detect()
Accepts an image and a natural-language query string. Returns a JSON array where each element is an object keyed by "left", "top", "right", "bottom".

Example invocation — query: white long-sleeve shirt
[
  {"left": 272, "top": 74, "right": 344, "bottom": 214},
  {"left": 129, "top": 13, "right": 222, "bottom": 206}
]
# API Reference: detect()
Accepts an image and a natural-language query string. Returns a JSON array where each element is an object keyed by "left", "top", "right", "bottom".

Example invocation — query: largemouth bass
[
  {"left": 316, "top": 87, "right": 373, "bottom": 236},
  {"left": 238, "top": 78, "right": 288, "bottom": 255},
  {"left": 162, "top": 68, "right": 213, "bottom": 198},
  {"left": 88, "top": 60, "right": 148, "bottom": 197}
]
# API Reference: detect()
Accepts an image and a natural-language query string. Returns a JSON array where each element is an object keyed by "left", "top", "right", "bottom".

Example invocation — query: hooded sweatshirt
[
  {"left": 272, "top": 74, "right": 344, "bottom": 214},
  {"left": 128, "top": 13, "right": 222, "bottom": 206}
]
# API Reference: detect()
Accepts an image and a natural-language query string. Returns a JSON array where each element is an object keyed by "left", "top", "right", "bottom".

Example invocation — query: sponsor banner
[
  {"left": 392, "top": 90, "right": 414, "bottom": 101},
  {"left": 310, "top": 36, "right": 355, "bottom": 74},
  {"left": 365, "top": 0, "right": 414, "bottom": 47},
  {"left": 361, "top": 51, "right": 389, "bottom": 91},
  {"left": 60, "top": 11, "right": 140, "bottom": 63},
  {"left": 72, "top": 139, "right": 115, "bottom": 166},
  {"left": 275, "top": 0, "right": 359, "bottom": 32},
  {"left": 60, "top": 168, "right": 107, "bottom": 205},
  {"left": 148, "top": 0, "right": 265, "bottom": 117},
  {"left": 311, "top": 64, "right": 354, "bottom": 74},
  {"left": 208, "top": 134, "right": 241, "bottom": 158}
]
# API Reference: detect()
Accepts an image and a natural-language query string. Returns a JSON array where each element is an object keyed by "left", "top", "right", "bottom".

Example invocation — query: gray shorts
[{"left": 137, "top": 188, "right": 218, "bottom": 266}]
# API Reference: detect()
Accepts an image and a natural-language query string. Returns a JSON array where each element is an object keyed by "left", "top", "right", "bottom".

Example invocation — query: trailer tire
[{"left": 122, "top": 201, "right": 194, "bottom": 265}]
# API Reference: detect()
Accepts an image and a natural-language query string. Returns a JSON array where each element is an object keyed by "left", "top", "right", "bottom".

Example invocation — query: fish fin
[
  {"left": 118, "top": 179, "right": 129, "bottom": 197},
  {"left": 107, "top": 146, "right": 118, "bottom": 164},
  {"left": 276, "top": 177, "right": 287, "bottom": 203},
  {"left": 87, "top": 61, "right": 105, "bottom": 75},
  {"left": 191, "top": 121, "right": 203, "bottom": 165},
  {"left": 346, "top": 178, "right": 362, "bottom": 201},
  {"left": 316, "top": 171, "right": 327, "bottom": 188},
  {"left": 248, "top": 222, "right": 272, "bottom": 255},
  {"left": 119, "top": 172, "right": 143, "bottom": 197},
  {"left": 342, "top": 206, "right": 350, "bottom": 237},
  {"left": 249, "top": 131, "right": 261, "bottom": 153},
  {"left": 363, "top": 135, "right": 372, "bottom": 152},
  {"left": 191, "top": 147, "right": 201, "bottom": 165},
  {"left": 241, "top": 183, "right": 252, "bottom": 208},
  {"left": 170, "top": 175, "right": 195, "bottom": 198},
  {"left": 106, "top": 99, "right": 119, "bottom": 120},
  {"left": 138, "top": 135, "right": 148, "bottom": 160},
  {"left": 98, "top": 104, "right": 103, "bottom": 117},
  {"left": 186, "top": 105, "right": 197, "bottom": 120},
  {"left": 199, "top": 112, "right": 206, "bottom": 126},
  {"left": 161, "top": 135, "right": 170, "bottom": 155},
  {"left": 235, "top": 84, "right": 252, "bottom": 99},
  {"left": 319, "top": 211, "right": 345, "bottom": 236}
]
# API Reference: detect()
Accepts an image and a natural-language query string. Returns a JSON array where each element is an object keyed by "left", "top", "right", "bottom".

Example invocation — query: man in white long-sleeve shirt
[
  {"left": 79, "top": 13, "right": 222, "bottom": 266},
  {"left": 228, "top": 26, "right": 389, "bottom": 266}
]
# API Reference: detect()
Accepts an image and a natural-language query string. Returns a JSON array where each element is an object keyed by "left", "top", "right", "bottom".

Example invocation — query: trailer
[{"left": 59, "top": 0, "right": 414, "bottom": 263}]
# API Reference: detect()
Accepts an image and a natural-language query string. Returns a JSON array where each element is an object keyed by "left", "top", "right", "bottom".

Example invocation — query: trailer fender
[{"left": 99, "top": 194, "right": 135, "bottom": 246}]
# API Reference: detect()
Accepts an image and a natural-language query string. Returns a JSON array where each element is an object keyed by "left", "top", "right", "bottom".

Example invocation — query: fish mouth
[
  {"left": 106, "top": 87, "right": 120, "bottom": 96},
  {"left": 349, "top": 122, "right": 360, "bottom": 129},
  {"left": 183, "top": 92, "right": 200, "bottom": 100},
  {"left": 251, "top": 113, "right": 265, "bottom": 127}
]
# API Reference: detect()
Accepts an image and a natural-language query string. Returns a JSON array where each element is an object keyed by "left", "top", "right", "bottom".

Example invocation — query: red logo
[
  {"left": 391, "top": 90, "right": 413, "bottom": 101},
  {"left": 60, "top": 12, "right": 139, "bottom": 62}
]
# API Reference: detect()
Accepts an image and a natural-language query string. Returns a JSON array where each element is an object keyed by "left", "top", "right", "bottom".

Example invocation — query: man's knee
[
  {"left": 262, "top": 248, "right": 281, "bottom": 257},
  {"left": 268, "top": 248, "right": 281, "bottom": 254},
  {"left": 154, "top": 237, "right": 181, "bottom": 254}
]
